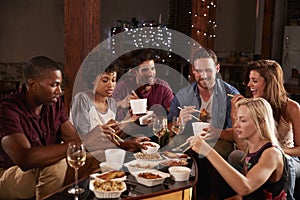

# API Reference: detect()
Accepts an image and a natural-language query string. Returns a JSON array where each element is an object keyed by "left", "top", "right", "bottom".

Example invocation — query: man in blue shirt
[{"left": 167, "top": 48, "right": 240, "bottom": 199}]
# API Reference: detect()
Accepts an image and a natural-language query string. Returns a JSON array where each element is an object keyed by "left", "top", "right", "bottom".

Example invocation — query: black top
[{"left": 243, "top": 142, "right": 288, "bottom": 200}]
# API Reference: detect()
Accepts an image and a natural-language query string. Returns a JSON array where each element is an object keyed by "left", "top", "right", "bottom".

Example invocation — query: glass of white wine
[
  {"left": 67, "top": 141, "right": 86, "bottom": 195},
  {"left": 171, "top": 116, "right": 185, "bottom": 135},
  {"left": 152, "top": 117, "right": 164, "bottom": 146}
]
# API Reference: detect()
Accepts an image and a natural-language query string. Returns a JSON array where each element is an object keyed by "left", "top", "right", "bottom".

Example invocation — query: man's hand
[
  {"left": 179, "top": 105, "right": 197, "bottom": 124},
  {"left": 119, "top": 137, "right": 150, "bottom": 152}
]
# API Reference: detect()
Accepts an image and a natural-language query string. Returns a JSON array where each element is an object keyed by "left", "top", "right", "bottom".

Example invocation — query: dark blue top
[{"left": 168, "top": 79, "right": 240, "bottom": 134}]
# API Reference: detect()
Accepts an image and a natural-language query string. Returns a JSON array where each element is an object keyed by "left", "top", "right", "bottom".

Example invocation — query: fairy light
[
  {"left": 111, "top": 25, "right": 173, "bottom": 55},
  {"left": 190, "top": 0, "right": 217, "bottom": 40}
]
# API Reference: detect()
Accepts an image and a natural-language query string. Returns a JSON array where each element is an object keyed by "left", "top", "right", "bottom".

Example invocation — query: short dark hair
[
  {"left": 131, "top": 48, "right": 156, "bottom": 67},
  {"left": 23, "top": 56, "right": 61, "bottom": 84},
  {"left": 193, "top": 48, "right": 218, "bottom": 65}
]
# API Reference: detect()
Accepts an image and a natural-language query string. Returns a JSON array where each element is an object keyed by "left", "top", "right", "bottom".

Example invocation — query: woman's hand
[
  {"left": 117, "top": 93, "right": 139, "bottom": 108},
  {"left": 190, "top": 135, "right": 212, "bottom": 156},
  {"left": 100, "top": 119, "right": 121, "bottom": 137},
  {"left": 230, "top": 94, "right": 244, "bottom": 122},
  {"left": 202, "top": 126, "right": 222, "bottom": 141}
]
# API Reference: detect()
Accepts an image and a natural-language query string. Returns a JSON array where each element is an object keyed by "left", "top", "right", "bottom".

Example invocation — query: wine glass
[
  {"left": 67, "top": 141, "right": 86, "bottom": 195},
  {"left": 152, "top": 117, "right": 165, "bottom": 146},
  {"left": 171, "top": 116, "right": 185, "bottom": 135}
]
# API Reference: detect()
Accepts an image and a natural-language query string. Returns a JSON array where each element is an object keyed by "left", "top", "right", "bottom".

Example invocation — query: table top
[{"left": 45, "top": 156, "right": 198, "bottom": 200}]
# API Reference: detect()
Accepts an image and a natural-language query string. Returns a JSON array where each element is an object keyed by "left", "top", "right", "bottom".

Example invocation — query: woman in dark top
[{"left": 190, "top": 98, "right": 288, "bottom": 199}]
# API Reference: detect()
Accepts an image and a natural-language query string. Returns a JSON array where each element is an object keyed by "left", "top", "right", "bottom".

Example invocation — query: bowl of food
[
  {"left": 141, "top": 141, "right": 160, "bottom": 154},
  {"left": 168, "top": 166, "right": 191, "bottom": 181},
  {"left": 90, "top": 179, "right": 126, "bottom": 199},
  {"left": 131, "top": 170, "right": 170, "bottom": 187}
]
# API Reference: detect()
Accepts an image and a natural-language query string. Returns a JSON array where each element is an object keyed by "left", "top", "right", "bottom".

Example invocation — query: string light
[
  {"left": 111, "top": 26, "right": 173, "bottom": 55},
  {"left": 190, "top": 0, "right": 217, "bottom": 39}
]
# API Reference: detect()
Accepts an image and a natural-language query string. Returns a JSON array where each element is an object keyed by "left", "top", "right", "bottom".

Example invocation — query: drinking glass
[
  {"left": 171, "top": 116, "right": 185, "bottom": 135},
  {"left": 152, "top": 117, "right": 164, "bottom": 146},
  {"left": 67, "top": 142, "right": 86, "bottom": 195}
]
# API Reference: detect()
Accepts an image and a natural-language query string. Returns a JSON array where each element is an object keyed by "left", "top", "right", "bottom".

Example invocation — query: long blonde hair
[{"left": 236, "top": 98, "right": 281, "bottom": 153}]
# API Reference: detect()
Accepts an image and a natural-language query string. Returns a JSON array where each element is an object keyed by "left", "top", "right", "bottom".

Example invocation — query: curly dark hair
[{"left": 84, "top": 58, "right": 122, "bottom": 89}]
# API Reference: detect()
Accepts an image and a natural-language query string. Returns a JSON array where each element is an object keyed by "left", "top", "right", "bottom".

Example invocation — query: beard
[{"left": 197, "top": 78, "right": 215, "bottom": 90}]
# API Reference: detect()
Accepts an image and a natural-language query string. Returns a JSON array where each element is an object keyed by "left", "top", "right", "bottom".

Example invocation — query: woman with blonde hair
[
  {"left": 230, "top": 60, "right": 300, "bottom": 199},
  {"left": 190, "top": 98, "right": 288, "bottom": 199}
]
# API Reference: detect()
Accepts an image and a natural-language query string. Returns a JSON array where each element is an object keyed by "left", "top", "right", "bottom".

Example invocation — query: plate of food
[
  {"left": 162, "top": 151, "right": 189, "bottom": 160},
  {"left": 131, "top": 170, "right": 170, "bottom": 187},
  {"left": 90, "top": 171, "right": 127, "bottom": 182},
  {"left": 159, "top": 159, "right": 189, "bottom": 167},
  {"left": 89, "top": 179, "right": 127, "bottom": 199},
  {"left": 123, "top": 159, "right": 158, "bottom": 173},
  {"left": 133, "top": 152, "right": 162, "bottom": 161}
]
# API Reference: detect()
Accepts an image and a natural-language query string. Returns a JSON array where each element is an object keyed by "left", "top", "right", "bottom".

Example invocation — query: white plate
[
  {"left": 131, "top": 170, "right": 170, "bottom": 187},
  {"left": 159, "top": 159, "right": 189, "bottom": 167},
  {"left": 162, "top": 151, "right": 190, "bottom": 160},
  {"left": 133, "top": 152, "right": 162, "bottom": 161},
  {"left": 124, "top": 160, "right": 158, "bottom": 173}
]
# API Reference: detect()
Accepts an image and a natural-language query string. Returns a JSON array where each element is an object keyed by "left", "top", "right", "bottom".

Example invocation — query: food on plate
[
  {"left": 163, "top": 151, "right": 188, "bottom": 159},
  {"left": 134, "top": 152, "right": 161, "bottom": 160},
  {"left": 132, "top": 170, "right": 170, "bottom": 187},
  {"left": 138, "top": 172, "right": 162, "bottom": 179},
  {"left": 124, "top": 160, "right": 158, "bottom": 173},
  {"left": 160, "top": 159, "right": 188, "bottom": 167},
  {"left": 162, "top": 151, "right": 178, "bottom": 158},
  {"left": 93, "top": 180, "right": 125, "bottom": 191},
  {"left": 97, "top": 171, "right": 126, "bottom": 180},
  {"left": 129, "top": 163, "right": 155, "bottom": 169}
]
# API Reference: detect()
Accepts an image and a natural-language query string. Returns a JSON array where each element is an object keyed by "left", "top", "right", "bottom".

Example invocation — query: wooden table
[{"left": 44, "top": 157, "right": 198, "bottom": 200}]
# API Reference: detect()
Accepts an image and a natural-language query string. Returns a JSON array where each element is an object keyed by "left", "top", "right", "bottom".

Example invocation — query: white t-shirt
[{"left": 70, "top": 91, "right": 117, "bottom": 135}]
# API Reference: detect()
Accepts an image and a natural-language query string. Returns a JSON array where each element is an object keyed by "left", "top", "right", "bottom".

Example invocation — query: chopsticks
[
  {"left": 227, "top": 93, "right": 234, "bottom": 97},
  {"left": 93, "top": 118, "right": 124, "bottom": 144},
  {"left": 177, "top": 106, "right": 201, "bottom": 121},
  {"left": 108, "top": 118, "right": 134, "bottom": 126},
  {"left": 191, "top": 115, "right": 201, "bottom": 121},
  {"left": 131, "top": 90, "right": 138, "bottom": 98},
  {"left": 176, "top": 140, "right": 190, "bottom": 150},
  {"left": 180, "top": 134, "right": 209, "bottom": 152},
  {"left": 182, "top": 145, "right": 192, "bottom": 153}
]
